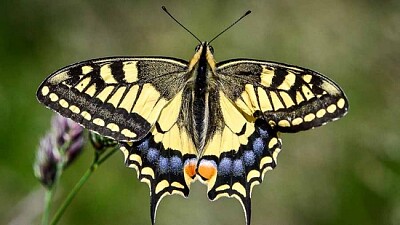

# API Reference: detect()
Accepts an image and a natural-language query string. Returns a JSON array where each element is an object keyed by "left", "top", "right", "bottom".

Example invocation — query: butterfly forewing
[
  {"left": 216, "top": 60, "right": 348, "bottom": 132},
  {"left": 37, "top": 57, "right": 189, "bottom": 141}
]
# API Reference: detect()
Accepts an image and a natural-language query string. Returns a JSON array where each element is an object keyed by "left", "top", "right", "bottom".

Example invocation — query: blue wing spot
[
  {"left": 137, "top": 139, "right": 149, "bottom": 154},
  {"left": 147, "top": 148, "right": 159, "bottom": 163},
  {"left": 170, "top": 156, "right": 183, "bottom": 174},
  {"left": 243, "top": 151, "right": 255, "bottom": 166},
  {"left": 233, "top": 159, "right": 244, "bottom": 177},
  {"left": 218, "top": 158, "right": 232, "bottom": 176},
  {"left": 253, "top": 138, "right": 265, "bottom": 157},
  {"left": 158, "top": 156, "right": 169, "bottom": 174},
  {"left": 258, "top": 127, "right": 269, "bottom": 138}
]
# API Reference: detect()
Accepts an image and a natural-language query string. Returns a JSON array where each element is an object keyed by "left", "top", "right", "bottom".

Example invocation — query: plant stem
[
  {"left": 50, "top": 146, "right": 119, "bottom": 225},
  {"left": 42, "top": 188, "right": 53, "bottom": 225}
]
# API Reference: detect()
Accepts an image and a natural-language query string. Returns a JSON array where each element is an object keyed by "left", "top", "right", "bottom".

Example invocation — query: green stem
[
  {"left": 42, "top": 188, "right": 54, "bottom": 225},
  {"left": 50, "top": 146, "right": 119, "bottom": 225}
]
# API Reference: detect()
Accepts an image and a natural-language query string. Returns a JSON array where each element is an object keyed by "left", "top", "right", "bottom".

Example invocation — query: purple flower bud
[
  {"left": 52, "top": 114, "right": 69, "bottom": 147},
  {"left": 33, "top": 134, "right": 61, "bottom": 189},
  {"left": 64, "top": 135, "right": 84, "bottom": 167},
  {"left": 51, "top": 114, "right": 84, "bottom": 167}
]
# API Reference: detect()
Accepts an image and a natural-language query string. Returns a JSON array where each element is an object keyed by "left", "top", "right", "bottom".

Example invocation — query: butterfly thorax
[{"left": 189, "top": 42, "right": 216, "bottom": 152}]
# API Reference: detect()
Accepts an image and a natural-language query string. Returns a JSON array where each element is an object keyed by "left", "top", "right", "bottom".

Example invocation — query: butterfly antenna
[
  {"left": 209, "top": 10, "right": 251, "bottom": 44},
  {"left": 162, "top": 6, "right": 202, "bottom": 44}
]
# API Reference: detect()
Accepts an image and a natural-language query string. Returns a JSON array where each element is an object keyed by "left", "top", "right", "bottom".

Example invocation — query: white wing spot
[
  {"left": 292, "top": 117, "right": 303, "bottom": 126},
  {"left": 93, "top": 118, "right": 105, "bottom": 127},
  {"left": 49, "top": 93, "right": 59, "bottom": 102},
  {"left": 327, "top": 104, "right": 337, "bottom": 113},
  {"left": 337, "top": 98, "right": 346, "bottom": 109},
  {"left": 81, "top": 111, "right": 91, "bottom": 120},
  {"left": 106, "top": 123, "right": 120, "bottom": 132},
  {"left": 121, "top": 128, "right": 137, "bottom": 138},
  {"left": 278, "top": 120, "right": 291, "bottom": 127},
  {"left": 59, "top": 99, "right": 69, "bottom": 108},
  {"left": 69, "top": 105, "right": 80, "bottom": 114},
  {"left": 316, "top": 109, "right": 327, "bottom": 118},
  {"left": 304, "top": 113, "right": 316, "bottom": 122},
  {"left": 41, "top": 86, "right": 50, "bottom": 96}
]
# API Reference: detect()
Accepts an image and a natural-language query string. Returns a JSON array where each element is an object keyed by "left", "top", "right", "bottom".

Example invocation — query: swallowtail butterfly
[{"left": 37, "top": 7, "right": 348, "bottom": 225}]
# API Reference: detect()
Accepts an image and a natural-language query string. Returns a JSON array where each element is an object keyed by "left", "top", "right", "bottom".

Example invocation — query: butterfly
[{"left": 36, "top": 8, "right": 348, "bottom": 225}]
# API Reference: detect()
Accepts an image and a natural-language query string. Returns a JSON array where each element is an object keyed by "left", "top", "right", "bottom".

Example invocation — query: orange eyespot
[
  {"left": 197, "top": 160, "right": 217, "bottom": 181},
  {"left": 184, "top": 159, "right": 197, "bottom": 178}
]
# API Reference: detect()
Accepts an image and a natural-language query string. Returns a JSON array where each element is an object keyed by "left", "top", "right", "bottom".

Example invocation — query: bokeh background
[{"left": 1, "top": 0, "right": 399, "bottom": 225}]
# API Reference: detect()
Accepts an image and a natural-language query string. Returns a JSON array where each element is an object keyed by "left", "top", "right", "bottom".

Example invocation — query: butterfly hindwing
[
  {"left": 120, "top": 89, "right": 198, "bottom": 225},
  {"left": 120, "top": 134, "right": 196, "bottom": 225},
  {"left": 216, "top": 60, "right": 348, "bottom": 132},
  {"left": 37, "top": 57, "right": 189, "bottom": 142},
  {"left": 201, "top": 119, "right": 281, "bottom": 225}
]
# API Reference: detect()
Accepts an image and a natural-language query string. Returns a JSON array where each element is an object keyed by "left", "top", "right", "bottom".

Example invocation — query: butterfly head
[
  {"left": 194, "top": 42, "right": 214, "bottom": 54},
  {"left": 189, "top": 42, "right": 216, "bottom": 72}
]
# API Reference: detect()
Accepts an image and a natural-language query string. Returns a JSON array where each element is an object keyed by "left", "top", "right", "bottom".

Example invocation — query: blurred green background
[{"left": 1, "top": 0, "right": 399, "bottom": 225}]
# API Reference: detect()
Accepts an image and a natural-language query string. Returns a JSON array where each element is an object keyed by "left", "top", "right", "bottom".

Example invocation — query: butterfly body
[
  {"left": 37, "top": 41, "right": 348, "bottom": 225},
  {"left": 190, "top": 42, "right": 212, "bottom": 151}
]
